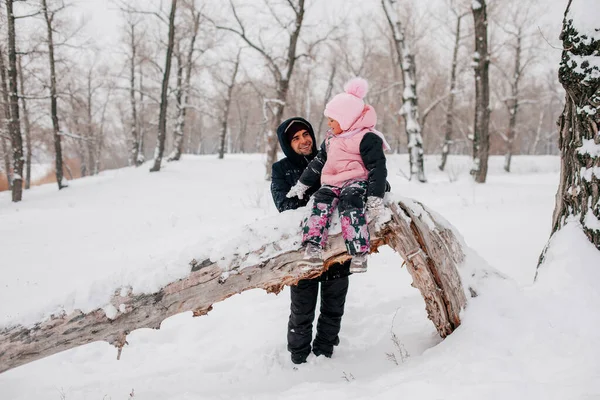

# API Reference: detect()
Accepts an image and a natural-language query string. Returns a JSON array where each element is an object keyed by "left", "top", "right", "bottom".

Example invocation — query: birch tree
[
  {"left": 124, "top": 13, "right": 142, "bottom": 166},
  {"left": 470, "top": 0, "right": 490, "bottom": 183},
  {"left": 382, "top": 0, "right": 427, "bottom": 182},
  {"left": 217, "top": 0, "right": 306, "bottom": 179},
  {"left": 537, "top": 0, "right": 600, "bottom": 269},
  {"left": 167, "top": 1, "right": 201, "bottom": 162}
]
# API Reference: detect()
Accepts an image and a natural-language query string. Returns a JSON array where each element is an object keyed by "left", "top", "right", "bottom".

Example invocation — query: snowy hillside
[{"left": 1, "top": 154, "right": 599, "bottom": 400}]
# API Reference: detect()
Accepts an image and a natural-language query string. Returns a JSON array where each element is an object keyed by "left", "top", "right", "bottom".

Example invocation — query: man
[{"left": 271, "top": 117, "right": 351, "bottom": 365}]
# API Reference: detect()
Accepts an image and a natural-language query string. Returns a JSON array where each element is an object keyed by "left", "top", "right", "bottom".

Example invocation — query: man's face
[{"left": 290, "top": 129, "right": 313, "bottom": 156}]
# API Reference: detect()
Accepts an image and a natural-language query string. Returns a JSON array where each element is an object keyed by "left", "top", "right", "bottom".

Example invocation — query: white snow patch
[
  {"left": 102, "top": 304, "right": 118, "bottom": 320},
  {"left": 577, "top": 138, "right": 600, "bottom": 157},
  {"left": 566, "top": 0, "right": 600, "bottom": 40}
]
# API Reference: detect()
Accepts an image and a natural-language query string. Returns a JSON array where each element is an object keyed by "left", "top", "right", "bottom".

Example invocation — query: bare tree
[
  {"left": 492, "top": 1, "right": 540, "bottom": 172},
  {"left": 382, "top": 0, "right": 427, "bottom": 182},
  {"left": 150, "top": 0, "right": 177, "bottom": 172},
  {"left": 4, "top": 0, "right": 25, "bottom": 201},
  {"left": 470, "top": 0, "right": 490, "bottom": 183},
  {"left": 125, "top": 13, "right": 142, "bottom": 166},
  {"left": 440, "top": 2, "right": 469, "bottom": 171},
  {"left": 217, "top": 0, "right": 306, "bottom": 179},
  {"left": 316, "top": 60, "right": 337, "bottom": 141},
  {"left": 138, "top": 63, "right": 146, "bottom": 163},
  {"left": 17, "top": 56, "right": 33, "bottom": 189},
  {"left": 41, "top": 0, "right": 67, "bottom": 189},
  {"left": 218, "top": 51, "right": 240, "bottom": 160},
  {"left": 0, "top": 46, "right": 12, "bottom": 190},
  {"left": 167, "top": 1, "right": 201, "bottom": 162},
  {"left": 537, "top": 0, "right": 600, "bottom": 270}
]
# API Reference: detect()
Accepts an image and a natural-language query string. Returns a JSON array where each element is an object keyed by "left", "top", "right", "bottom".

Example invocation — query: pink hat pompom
[{"left": 343, "top": 77, "right": 369, "bottom": 99}]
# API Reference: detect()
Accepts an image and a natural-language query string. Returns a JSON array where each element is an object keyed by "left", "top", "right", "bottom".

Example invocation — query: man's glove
[
  {"left": 366, "top": 196, "right": 385, "bottom": 222},
  {"left": 286, "top": 182, "right": 310, "bottom": 200}
]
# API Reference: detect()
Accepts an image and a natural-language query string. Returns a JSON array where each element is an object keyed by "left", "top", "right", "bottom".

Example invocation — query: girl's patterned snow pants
[{"left": 302, "top": 180, "right": 369, "bottom": 255}]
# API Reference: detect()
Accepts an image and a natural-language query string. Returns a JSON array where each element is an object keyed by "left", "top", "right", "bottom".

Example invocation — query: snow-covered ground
[{"left": 1, "top": 154, "right": 599, "bottom": 400}]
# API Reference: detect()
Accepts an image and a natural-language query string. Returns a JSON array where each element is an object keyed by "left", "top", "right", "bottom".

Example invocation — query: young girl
[{"left": 286, "top": 78, "right": 389, "bottom": 273}]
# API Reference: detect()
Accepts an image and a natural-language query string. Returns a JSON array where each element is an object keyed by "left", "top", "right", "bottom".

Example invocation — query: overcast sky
[{"left": 70, "top": 0, "right": 569, "bottom": 68}]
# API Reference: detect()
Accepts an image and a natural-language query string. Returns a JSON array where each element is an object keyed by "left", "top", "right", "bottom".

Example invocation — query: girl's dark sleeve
[
  {"left": 298, "top": 140, "right": 327, "bottom": 187},
  {"left": 360, "top": 132, "right": 387, "bottom": 198},
  {"left": 271, "top": 162, "right": 304, "bottom": 212}
]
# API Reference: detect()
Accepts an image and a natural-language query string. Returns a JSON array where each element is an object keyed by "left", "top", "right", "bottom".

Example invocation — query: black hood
[{"left": 276, "top": 117, "right": 318, "bottom": 167}]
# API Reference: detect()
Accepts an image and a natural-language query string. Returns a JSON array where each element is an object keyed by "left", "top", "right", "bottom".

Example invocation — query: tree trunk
[
  {"left": 317, "top": 62, "right": 337, "bottom": 142},
  {"left": 168, "top": 9, "right": 200, "bottom": 163},
  {"left": 0, "top": 198, "right": 470, "bottom": 374},
  {"left": 0, "top": 47, "right": 13, "bottom": 190},
  {"left": 264, "top": 1, "right": 305, "bottom": 179},
  {"left": 85, "top": 69, "right": 96, "bottom": 176},
  {"left": 382, "top": 0, "right": 426, "bottom": 182},
  {"left": 150, "top": 0, "right": 178, "bottom": 173},
  {"left": 17, "top": 56, "right": 32, "bottom": 189},
  {"left": 138, "top": 64, "right": 145, "bottom": 164},
  {"left": 5, "top": 0, "right": 24, "bottom": 201},
  {"left": 167, "top": 46, "right": 184, "bottom": 162},
  {"left": 402, "top": 50, "right": 427, "bottom": 182},
  {"left": 537, "top": 0, "right": 600, "bottom": 270},
  {"left": 92, "top": 85, "right": 112, "bottom": 176},
  {"left": 470, "top": 0, "right": 490, "bottom": 183},
  {"left": 529, "top": 107, "right": 545, "bottom": 155},
  {"left": 439, "top": 14, "right": 463, "bottom": 172},
  {"left": 128, "top": 22, "right": 140, "bottom": 167},
  {"left": 42, "top": 0, "right": 67, "bottom": 189},
  {"left": 218, "top": 54, "right": 240, "bottom": 159},
  {"left": 504, "top": 30, "right": 522, "bottom": 173}
]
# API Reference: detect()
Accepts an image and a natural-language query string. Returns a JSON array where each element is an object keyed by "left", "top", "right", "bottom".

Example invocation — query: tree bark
[
  {"left": 470, "top": 0, "right": 490, "bottom": 183},
  {"left": 150, "top": 0, "right": 178, "bottom": 172},
  {"left": 529, "top": 107, "right": 545, "bottom": 155},
  {"left": 0, "top": 198, "right": 469, "bottom": 374},
  {"left": 0, "top": 47, "right": 13, "bottom": 190},
  {"left": 537, "top": 0, "right": 600, "bottom": 271},
  {"left": 504, "top": 29, "right": 522, "bottom": 173},
  {"left": 382, "top": 0, "right": 426, "bottom": 182},
  {"left": 218, "top": 53, "right": 240, "bottom": 160},
  {"left": 42, "top": 0, "right": 67, "bottom": 189},
  {"left": 439, "top": 13, "right": 463, "bottom": 172},
  {"left": 17, "top": 56, "right": 32, "bottom": 189},
  {"left": 5, "top": 0, "right": 25, "bottom": 201},
  {"left": 138, "top": 64, "right": 145, "bottom": 164},
  {"left": 167, "top": 9, "right": 199, "bottom": 163},
  {"left": 128, "top": 21, "right": 140, "bottom": 167}
]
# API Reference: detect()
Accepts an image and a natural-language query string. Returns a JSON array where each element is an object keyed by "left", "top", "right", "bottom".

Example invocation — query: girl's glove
[
  {"left": 286, "top": 182, "right": 310, "bottom": 199},
  {"left": 366, "top": 196, "right": 385, "bottom": 221}
]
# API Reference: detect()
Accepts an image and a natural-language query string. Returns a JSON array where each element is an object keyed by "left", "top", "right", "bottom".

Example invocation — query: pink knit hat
[{"left": 324, "top": 78, "right": 369, "bottom": 131}]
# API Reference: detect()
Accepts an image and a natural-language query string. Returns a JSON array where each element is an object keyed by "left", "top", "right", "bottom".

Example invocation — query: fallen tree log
[{"left": 0, "top": 198, "right": 469, "bottom": 373}]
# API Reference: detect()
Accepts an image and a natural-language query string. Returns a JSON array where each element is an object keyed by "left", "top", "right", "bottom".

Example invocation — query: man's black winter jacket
[{"left": 270, "top": 117, "right": 350, "bottom": 281}]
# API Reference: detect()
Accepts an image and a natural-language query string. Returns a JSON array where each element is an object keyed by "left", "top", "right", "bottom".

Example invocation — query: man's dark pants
[{"left": 287, "top": 275, "right": 349, "bottom": 363}]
